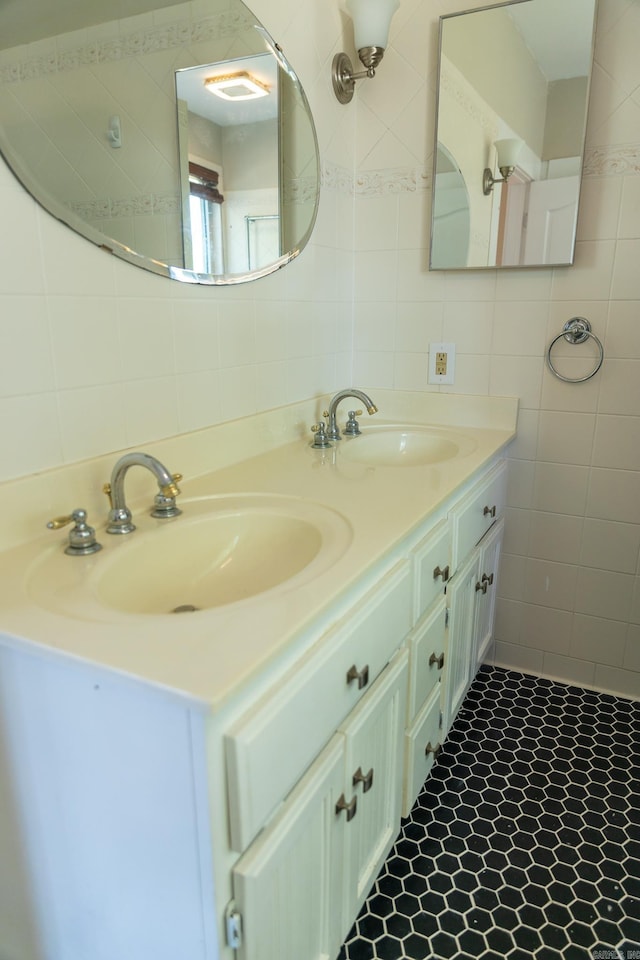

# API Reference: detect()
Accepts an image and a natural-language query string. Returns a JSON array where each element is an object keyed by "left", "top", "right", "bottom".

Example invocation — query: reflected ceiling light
[
  {"left": 483, "top": 138, "right": 524, "bottom": 195},
  {"left": 204, "top": 72, "right": 269, "bottom": 101},
  {"left": 332, "top": 0, "right": 399, "bottom": 104}
]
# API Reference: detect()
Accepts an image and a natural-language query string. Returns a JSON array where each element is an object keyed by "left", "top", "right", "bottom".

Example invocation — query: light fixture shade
[
  {"left": 494, "top": 138, "right": 523, "bottom": 169},
  {"left": 346, "top": 0, "right": 399, "bottom": 51}
]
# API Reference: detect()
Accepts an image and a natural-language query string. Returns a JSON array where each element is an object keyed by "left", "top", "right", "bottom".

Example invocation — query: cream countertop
[{"left": 0, "top": 392, "right": 517, "bottom": 708}]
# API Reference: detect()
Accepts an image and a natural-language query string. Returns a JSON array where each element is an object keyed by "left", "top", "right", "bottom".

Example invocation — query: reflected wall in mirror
[
  {"left": 0, "top": 0, "right": 320, "bottom": 284},
  {"left": 430, "top": 0, "right": 597, "bottom": 271}
]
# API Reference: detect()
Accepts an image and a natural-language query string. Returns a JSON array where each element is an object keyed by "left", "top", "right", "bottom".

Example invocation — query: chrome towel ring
[{"left": 546, "top": 317, "right": 604, "bottom": 383}]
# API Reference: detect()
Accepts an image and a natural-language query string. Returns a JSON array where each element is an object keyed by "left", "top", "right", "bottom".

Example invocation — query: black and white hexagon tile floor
[{"left": 338, "top": 666, "right": 640, "bottom": 960}]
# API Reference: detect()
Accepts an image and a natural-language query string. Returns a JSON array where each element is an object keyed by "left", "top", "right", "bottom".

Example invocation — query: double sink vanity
[{"left": 0, "top": 389, "right": 516, "bottom": 960}]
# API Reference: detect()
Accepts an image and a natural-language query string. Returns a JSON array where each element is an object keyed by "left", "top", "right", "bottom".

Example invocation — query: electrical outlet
[
  {"left": 428, "top": 342, "right": 456, "bottom": 385},
  {"left": 435, "top": 352, "right": 448, "bottom": 376}
]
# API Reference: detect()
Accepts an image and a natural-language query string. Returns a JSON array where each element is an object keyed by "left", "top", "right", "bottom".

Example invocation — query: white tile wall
[
  {"left": 346, "top": 0, "right": 640, "bottom": 699},
  {"left": 0, "top": 0, "right": 638, "bottom": 698}
]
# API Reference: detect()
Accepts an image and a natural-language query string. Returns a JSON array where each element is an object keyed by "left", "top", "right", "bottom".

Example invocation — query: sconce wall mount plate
[
  {"left": 332, "top": 47, "right": 384, "bottom": 104},
  {"left": 483, "top": 164, "right": 515, "bottom": 195}
]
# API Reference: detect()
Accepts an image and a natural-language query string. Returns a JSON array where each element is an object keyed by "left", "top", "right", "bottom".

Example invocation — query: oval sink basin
[
  {"left": 28, "top": 495, "right": 352, "bottom": 618},
  {"left": 339, "top": 426, "right": 476, "bottom": 467}
]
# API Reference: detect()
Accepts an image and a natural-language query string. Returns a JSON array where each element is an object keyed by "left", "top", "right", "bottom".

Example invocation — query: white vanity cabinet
[
  {"left": 442, "top": 462, "right": 507, "bottom": 735},
  {"left": 230, "top": 650, "right": 408, "bottom": 960},
  {"left": 0, "top": 428, "right": 513, "bottom": 960}
]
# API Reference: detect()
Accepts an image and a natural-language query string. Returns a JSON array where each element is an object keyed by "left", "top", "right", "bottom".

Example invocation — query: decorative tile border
[
  {"left": 322, "top": 161, "right": 430, "bottom": 198},
  {"left": 321, "top": 161, "right": 353, "bottom": 194},
  {"left": 439, "top": 54, "right": 497, "bottom": 138},
  {"left": 583, "top": 142, "right": 640, "bottom": 176},
  {"left": 0, "top": 8, "right": 253, "bottom": 83},
  {"left": 69, "top": 177, "right": 319, "bottom": 221},
  {"left": 68, "top": 194, "right": 181, "bottom": 220},
  {"left": 323, "top": 141, "right": 640, "bottom": 202},
  {"left": 283, "top": 175, "right": 318, "bottom": 205},
  {"left": 354, "top": 166, "right": 430, "bottom": 197}
]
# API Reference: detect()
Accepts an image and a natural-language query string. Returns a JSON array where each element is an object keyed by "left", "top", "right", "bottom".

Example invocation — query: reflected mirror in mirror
[
  {"left": 430, "top": 0, "right": 597, "bottom": 270},
  {"left": 0, "top": 0, "right": 320, "bottom": 285}
]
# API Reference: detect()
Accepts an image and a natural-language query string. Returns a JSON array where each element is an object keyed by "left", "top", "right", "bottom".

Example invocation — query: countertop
[{"left": 0, "top": 392, "right": 518, "bottom": 709}]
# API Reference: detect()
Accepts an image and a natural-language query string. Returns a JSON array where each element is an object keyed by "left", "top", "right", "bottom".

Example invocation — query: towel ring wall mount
[{"left": 546, "top": 317, "right": 604, "bottom": 383}]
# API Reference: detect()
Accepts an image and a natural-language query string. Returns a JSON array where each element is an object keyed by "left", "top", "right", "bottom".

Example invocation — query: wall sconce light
[
  {"left": 332, "top": 0, "right": 399, "bottom": 104},
  {"left": 483, "top": 138, "right": 524, "bottom": 195}
]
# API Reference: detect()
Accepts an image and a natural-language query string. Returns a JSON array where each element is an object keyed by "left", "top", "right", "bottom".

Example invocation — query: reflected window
[{"left": 189, "top": 162, "right": 224, "bottom": 275}]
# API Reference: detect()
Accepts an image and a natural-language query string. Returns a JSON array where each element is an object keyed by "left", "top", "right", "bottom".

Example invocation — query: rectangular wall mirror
[{"left": 430, "top": 0, "right": 597, "bottom": 271}]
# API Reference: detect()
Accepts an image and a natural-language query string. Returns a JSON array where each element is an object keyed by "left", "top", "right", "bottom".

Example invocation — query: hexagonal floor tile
[{"left": 339, "top": 665, "right": 640, "bottom": 960}]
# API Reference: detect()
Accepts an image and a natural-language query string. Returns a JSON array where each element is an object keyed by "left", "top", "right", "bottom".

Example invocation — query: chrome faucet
[
  {"left": 324, "top": 389, "right": 378, "bottom": 441},
  {"left": 104, "top": 452, "right": 182, "bottom": 534}
]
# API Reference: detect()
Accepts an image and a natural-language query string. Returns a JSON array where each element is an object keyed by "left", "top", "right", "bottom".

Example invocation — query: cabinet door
[
  {"left": 407, "top": 599, "right": 447, "bottom": 723},
  {"left": 226, "top": 562, "right": 411, "bottom": 851},
  {"left": 473, "top": 519, "right": 503, "bottom": 674},
  {"left": 442, "top": 551, "right": 480, "bottom": 735},
  {"left": 412, "top": 519, "right": 450, "bottom": 622},
  {"left": 340, "top": 650, "right": 408, "bottom": 925},
  {"left": 232, "top": 737, "right": 346, "bottom": 960},
  {"left": 450, "top": 461, "right": 507, "bottom": 573}
]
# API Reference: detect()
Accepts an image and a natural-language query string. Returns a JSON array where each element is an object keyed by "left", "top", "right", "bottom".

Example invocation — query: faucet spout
[
  {"left": 105, "top": 452, "right": 182, "bottom": 534},
  {"left": 324, "top": 389, "right": 378, "bottom": 440}
]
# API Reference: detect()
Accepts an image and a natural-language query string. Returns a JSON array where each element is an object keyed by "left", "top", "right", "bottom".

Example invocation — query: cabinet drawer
[
  {"left": 412, "top": 519, "right": 450, "bottom": 623},
  {"left": 226, "top": 562, "right": 412, "bottom": 851},
  {"left": 406, "top": 599, "right": 446, "bottom": 724},
  {"left": 451, "top": 461, "right": 507, "bottom": 571},
  {"left": 402, "top": 685, "right": 442, "bottom": 817}
]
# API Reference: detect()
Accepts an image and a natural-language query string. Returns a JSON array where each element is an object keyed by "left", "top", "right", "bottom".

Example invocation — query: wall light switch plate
[{"left": 428, "top": 342, "right": 456, "bottom": 385}]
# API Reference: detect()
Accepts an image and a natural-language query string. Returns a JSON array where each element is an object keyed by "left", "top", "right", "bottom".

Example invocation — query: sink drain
[{"left": 172, "top": 604, "right": 200, "bottom": 613}]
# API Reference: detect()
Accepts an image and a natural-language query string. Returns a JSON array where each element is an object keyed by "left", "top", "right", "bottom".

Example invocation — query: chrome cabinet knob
[
  {"left": 346, "top": 663, "right": 370, "bottom": 689},
  {"left": 335, "top": 793, "right": 357, "bottom": 821},
  {"left": 353, "top": 766, "right": 374, "bottom": 792}
]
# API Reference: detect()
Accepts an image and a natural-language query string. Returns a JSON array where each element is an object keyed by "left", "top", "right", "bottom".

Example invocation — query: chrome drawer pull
[
  {"left": 353, "top": 766, "right": 374, "bottom": 792},
  {"left": 482, "top": 572, "right": 494, "bottom": 587},
  {"left": 483, "top": 505, "right": 497, "bottom": 518},
  {"left": 335, "top": 793, "right": 357, "bottom": 821},
  {"left": 433, "top": 564, "right": 450, "bottom": 582},
  {"left": 476, "top": 579, "right": 488, "bottom": 594},
  {"left": 425, "top": 741, "right": 442, "bottom": 759},
  {"left": 429, "top": 651, "right": 445, "bottom": 670},
  {"left": 346, "top": 663, "right": 369, "bottom": 689}
]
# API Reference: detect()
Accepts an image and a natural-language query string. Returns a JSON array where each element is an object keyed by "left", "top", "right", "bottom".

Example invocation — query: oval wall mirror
[
  {"left": 430, "top": 0, "right": 597, "bottom": 270},
  {"left": 0, "top": 0, "right": 320, "bottom": 284}
]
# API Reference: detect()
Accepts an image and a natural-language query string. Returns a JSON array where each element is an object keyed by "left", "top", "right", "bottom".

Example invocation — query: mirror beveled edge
[
  {"left": 0, "top": 0, "right": 321, "bottom": 285},
  {"left": 429, "top": 0, "right": 598, "bottom": 271}
]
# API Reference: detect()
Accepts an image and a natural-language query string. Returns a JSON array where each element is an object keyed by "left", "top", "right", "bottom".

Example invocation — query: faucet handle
[
  {"left": 47, "top": 508, "right": 102, "bottom": 556},
  {"left": 102, "top": 481, "right": 114, "bottom": 509},
  {"left": 159, "top": 472, "right": 183, "bottom": 498},
  {"left": 343, "top": 410, "right": 363, "bottom": 436},
  {"left": 311, "top": 421, "right": 331, "bottom": 448},
  {"left": 151, "top": 471, "right": 183, "bottom": 519}
]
